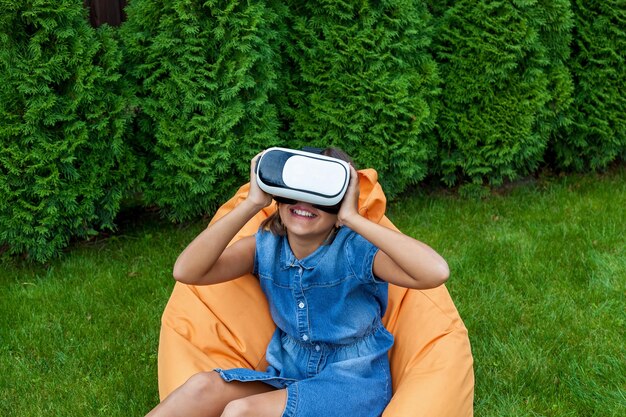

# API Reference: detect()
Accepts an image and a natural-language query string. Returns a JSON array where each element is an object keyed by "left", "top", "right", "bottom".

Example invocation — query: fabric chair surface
[{"left": 158, "top": 169, "right": 474, "bottom": 416}]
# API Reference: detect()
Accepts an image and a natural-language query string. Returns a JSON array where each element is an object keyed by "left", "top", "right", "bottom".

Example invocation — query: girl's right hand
[{"left": 247, "top": 152, "right": 273, "bottom": 209}]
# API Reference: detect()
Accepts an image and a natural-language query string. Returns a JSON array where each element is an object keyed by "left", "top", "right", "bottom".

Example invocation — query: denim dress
[{"left": 215, "top": 226, "right": 394, "bottom": 417}]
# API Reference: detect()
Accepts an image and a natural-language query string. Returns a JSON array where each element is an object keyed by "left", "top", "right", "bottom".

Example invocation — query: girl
[{"left": 146, "top": 148, "right": 449, "bottom": 417}]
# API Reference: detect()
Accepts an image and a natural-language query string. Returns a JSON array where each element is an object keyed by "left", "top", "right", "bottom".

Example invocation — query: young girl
[{"left": 146, "top": 148, "right": 449, "bottom": 417}]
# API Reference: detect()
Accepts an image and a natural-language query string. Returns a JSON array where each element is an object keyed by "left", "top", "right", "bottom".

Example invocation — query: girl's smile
[
  {"left": 289, "top": 205, "right": 319, "bottom": 219},
  {"left": 283, "top": 202, "right": 333, "bottom": 226},
  {"left": 278, "top": 201, "right": 339, "bottom": 256}
]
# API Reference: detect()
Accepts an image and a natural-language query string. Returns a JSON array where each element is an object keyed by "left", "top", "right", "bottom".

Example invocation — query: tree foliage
[
  {"left": 552, "top": 0, "right": 626, "bottom": 170},
  {"left": 1, "top": 0, "right": 624, "bottom": 261},
  {"left": 120, "top": 0, "right": 283, "bottom": 221},
  {"left": 0, "top": 0, "right": 140, "bottom": 261},
  {"left": 281, "top": 0, "right": 439, "bottom": 194},
  {"left": 427, "top": 0, "right": 573, "bottom": 186}
]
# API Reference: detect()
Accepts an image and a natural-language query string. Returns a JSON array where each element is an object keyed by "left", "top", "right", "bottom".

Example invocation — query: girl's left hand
[
  {"left": 337, "top": 165, "right": 360, "bottom": 227},
  {"left": 247, "top": 152, "right": 273, "bottom": 209}
]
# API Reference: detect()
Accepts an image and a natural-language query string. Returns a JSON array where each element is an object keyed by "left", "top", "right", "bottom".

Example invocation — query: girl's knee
[
  {"left": 221, "top": 398, "right": 253, "bottom": 417},
  {"left": 185, "top": 371, "right": 225, "bottom": 397},
  {"left": 221, "top": 389, "right": 286, "bottom": 417}
]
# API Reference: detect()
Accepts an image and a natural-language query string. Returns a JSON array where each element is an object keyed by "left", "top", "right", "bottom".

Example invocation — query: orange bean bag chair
[{"left": 158, "top": 169, "right": 474, "bottom": 416}]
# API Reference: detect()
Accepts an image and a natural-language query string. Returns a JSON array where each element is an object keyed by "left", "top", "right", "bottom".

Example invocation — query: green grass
[
  {"left": 2, "top": 166, "right": 625, "bottom": 416},
  {"left": 388, "top": 167, "right": 626, "bottom": 416}
]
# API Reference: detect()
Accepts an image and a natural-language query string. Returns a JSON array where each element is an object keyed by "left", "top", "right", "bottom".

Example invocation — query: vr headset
[{"left": 255, "top": 147, "right": 350, "bottom": 213}]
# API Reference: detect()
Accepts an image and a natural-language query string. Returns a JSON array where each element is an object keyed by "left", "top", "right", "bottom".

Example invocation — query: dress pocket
[{"left": 259, "top": 272, "right": 293, "bottom": 289}]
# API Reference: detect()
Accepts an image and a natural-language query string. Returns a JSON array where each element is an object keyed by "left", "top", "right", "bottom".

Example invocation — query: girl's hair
[{"left": 259, "top": 147, "right": 355, "bottom": 236}]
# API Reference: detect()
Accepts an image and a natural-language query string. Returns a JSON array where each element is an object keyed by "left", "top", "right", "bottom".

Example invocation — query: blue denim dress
[{"left": 216, "top": 227, "right": 394, "bottom": 417}]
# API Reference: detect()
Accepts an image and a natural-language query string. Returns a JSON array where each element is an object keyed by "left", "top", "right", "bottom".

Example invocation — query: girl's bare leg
[
  {"left": 221, "top": 389, "right": 288, "bottom": 417},
  {"left": 145, "top": 371, "right": 286, "bottom": 417}
]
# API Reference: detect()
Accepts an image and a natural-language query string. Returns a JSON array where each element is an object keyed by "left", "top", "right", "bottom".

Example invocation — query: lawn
[{"left": 1, "top": 166, "right": 624, "bottom": 416}]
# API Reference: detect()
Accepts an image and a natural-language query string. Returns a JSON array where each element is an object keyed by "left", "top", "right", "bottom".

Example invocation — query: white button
[
  {"left": 298, "top": 302, "right": 305, "bottom": 309},
  {"left": 315, "top": 345, "right": 321, "bottom": 352},
  {"left": 302, "top": 334, "right": 309, "bottom": 341}
]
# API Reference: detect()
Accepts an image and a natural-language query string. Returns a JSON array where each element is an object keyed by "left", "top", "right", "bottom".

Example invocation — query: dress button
[
  {"left": 302, "top": 334, "right": 309, "bottom": 342},
  {"left": 315, "top": 345, "right": 321, "bottom": 352},
  {"left": 298, "top": 301, "right": 305, "bottom": 309}
]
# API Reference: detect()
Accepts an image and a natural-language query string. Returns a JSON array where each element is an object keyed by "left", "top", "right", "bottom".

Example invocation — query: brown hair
[{"left": 259, "top": 147, "right": 354, "bottom": 236}]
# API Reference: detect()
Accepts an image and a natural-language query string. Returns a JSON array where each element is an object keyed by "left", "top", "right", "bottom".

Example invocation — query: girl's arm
[
  {"left": 172, "top": 154, "right": 272, "bottom": 285},
  {"left": 337, "top": 166, "right": 450, "bottom": 289}
]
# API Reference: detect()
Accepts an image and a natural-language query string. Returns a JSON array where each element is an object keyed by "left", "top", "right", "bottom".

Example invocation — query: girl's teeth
[{"left": 293, "top": 209, "right": 315, "bottom": 218}]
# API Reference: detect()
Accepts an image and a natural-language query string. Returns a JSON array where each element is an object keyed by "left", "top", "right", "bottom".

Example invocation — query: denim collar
[{"left": 279, "top": 228, "right": 343, "bottom": 270}]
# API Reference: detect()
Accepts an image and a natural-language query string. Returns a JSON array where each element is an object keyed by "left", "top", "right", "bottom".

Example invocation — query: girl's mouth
[{"left": 290, "top": 207, "right": 318, "bottom": 219}]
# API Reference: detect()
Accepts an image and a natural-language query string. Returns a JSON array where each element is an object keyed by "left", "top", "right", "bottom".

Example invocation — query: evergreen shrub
[
  {"left": 427, "top": 0, "right": 572, "bottom": 186},
  {"left": 3, "top": 0, "right": 625, "bottom": 263},
  {"left": 532, "top": 0, "right": 575, "bottom": 161},
  {"left": 120, "top": 0, "right": 283, "bottom": 221},
  {"left": 0, "top": 0, "right": 140, "bottom": 261},
  {"left": 280, "top": 0, "right": 439, "bottom": 195},
  {"left": 552, "top": 0, "right": 626, "bottom": 170}
]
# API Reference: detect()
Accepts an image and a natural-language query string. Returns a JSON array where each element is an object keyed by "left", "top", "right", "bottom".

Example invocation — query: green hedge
[
  {"left": 280, "top": 0, "right": 439, "bottom": 194},
  {"left": 120, "top": 0, "right": 283, "bottom": 221},
  {"left": 0, "top": 1, "right": 141, "bottom": 262},
  {"left": 551, "top": 0, "right": 626, "bottom": 170},
  {"left": 427, "top": 0, "right": 574, "bottom": 187},
  {"left": 1, "top": 0, "right": 624, "bottom": 261}
]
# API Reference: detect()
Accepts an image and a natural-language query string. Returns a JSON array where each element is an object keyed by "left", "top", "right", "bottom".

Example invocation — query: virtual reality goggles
[{"left": 255, "top": 147, "right": 350, "bottom": 213}]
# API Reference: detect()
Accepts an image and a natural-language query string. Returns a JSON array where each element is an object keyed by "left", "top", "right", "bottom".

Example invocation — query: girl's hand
[
  {"left": 337, "top": 165, "right": 361, "bottom": 227},
  {"left": 247, "top": 152, "right": 273, "bottom": 209}
]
